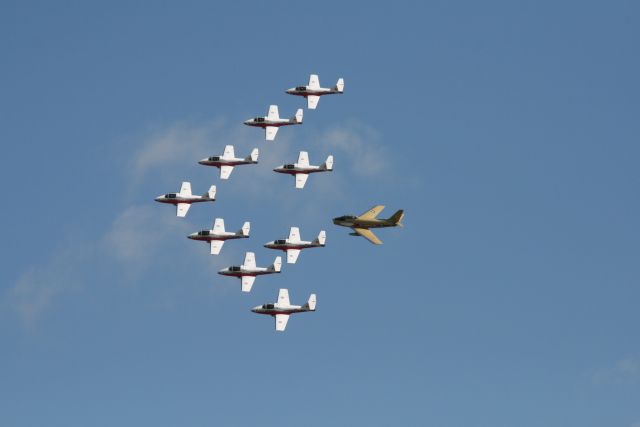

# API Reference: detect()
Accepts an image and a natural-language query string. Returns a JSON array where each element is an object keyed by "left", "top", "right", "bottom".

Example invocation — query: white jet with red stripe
[
  {"left": 154, "top": 181, "right": 216, "bottom": 218},
  {"left": 187, "top": 218, "right": 250, "bottom": 255},
  {"left": 251, "top": 289, "right": 317, "bottom": 332},
  {"left": 243, "top": 105, "right": 303, "bottom": 141},
  {"left": 198, "top": 145, "right": 258, "bottom": 180},
  {"left": 286, "top": 74, "right": 344, "bottom": 109},
  {"left": 264, "top": 226, "right": 326, "bottom": 264},
  {"left": 273, "top": 151, "right": 333, "bottom": 189},
  {"left": 218, "top": 252, "right": 282, "bottom": 293}
]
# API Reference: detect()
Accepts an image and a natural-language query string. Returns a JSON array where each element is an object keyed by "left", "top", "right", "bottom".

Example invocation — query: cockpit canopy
[
  {"left": 208, "top": 156, "right": 220, "bottom": 161},
  {"left": 229, "top": 266, "right": 241, "bottom": 272},
  {"left": 283, "top": 164, "right": 295, "bottom": 169},
  {"left": 198, "top": 230, "right": 210, "bottom": 236},
  {"left": 274, "top": 239, "right": 286, "bottom": 245},
  {"left": 295, "top": 86, "right": 306, "bottom": 91},
  {"left": 262, "top": 303, "right": 275, "bottom": 309},
  {"left": 255, "top": 117, "right": 265, "bottom": 122},
  {"left": 165, "top": 193, "right": 177, "bottom": 199},
  {"left": 336, "top": 215, "right": 356, "bottom": 220}
]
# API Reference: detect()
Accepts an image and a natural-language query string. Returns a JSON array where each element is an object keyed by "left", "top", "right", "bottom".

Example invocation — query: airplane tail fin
[
  {"left": 321, "top": 155, "right": 334, "bottom": 171},
  {"left": 334, "top": 78, "right": 344, "bottom": 93},
  {"left": 313, "top": 230, "right": 326, "bottom": 246},
  {"left": 303, "top": 294, "right": 317, "bottom": 311},
  {"left": 246, "top": 148, "right": 259, "bottom": 163},
  {"left": 388, "top": 209, "right": 405, "bottom": 226},
  {"left": 206, "top": 185, "right": 217, "bottom": 200},
  {"left": 270, "top": 256, "right": 282, "bottom": 273},
  {"left": 238, "top": 221, "right": 250, "bottom": 236},
  {"left": 293, "top": 108, "right": 303, "bottom": 124}
]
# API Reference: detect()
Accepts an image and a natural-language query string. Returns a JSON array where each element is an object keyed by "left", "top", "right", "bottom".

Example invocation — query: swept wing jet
[
  {"left": 333, "top": 205, "right": 404, "bottom": 245},
  {"left": 187, "top": 218, "right": 250, "bottom": 255},
  {"left": 198, "top": 145, "right": 258, "bottom": 180},
  {"left": 155, "top": 182, "right": 216, "bottom": 217},
  {"left": 286, "top": 74, "right": 344, "bottom": 109},
  {"left": 244, "top": 105, "right": 303, "bottom": 141},
  {"left": 252, "top": 289, "right": 316, "bottom": 332},
  {"left": 273, "top": 151, "right": 333, "bottom": 189},
  {"left": 218, "top": 252, "right": 282, "bottom": 292},
  {"left": 264, "top": 227, "right": 326, "bottom": 264}
]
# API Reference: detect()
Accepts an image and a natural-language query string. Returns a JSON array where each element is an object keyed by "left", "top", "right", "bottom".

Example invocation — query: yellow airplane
[{"left": 332, "top": 205, "right": 404, "bottom": 245}]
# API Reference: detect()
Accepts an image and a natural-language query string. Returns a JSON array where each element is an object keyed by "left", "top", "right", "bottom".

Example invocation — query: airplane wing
[
  {"left": 308, "top": 74, "right": 320, "bottom": 89},
  {"left": 265, "top": 126, "right": 279, "bottom": 141},
  {"left": 287, "top": 249, "right": 301, "bottom": 264},
  {"left": 353, "top": 227, "right": 383, "bottom": 245},
  {"left": 220, "top": 165, "right": 234, "bottom": 180},
  {"left": 213, "top": 218, "right": 225, "bottom": 233},
  {"left": 307, "top": 95, "right": 320, "bottom": 109},
  {"left": 267, "top": 105, "right": 279, "bottom": 120},
  {"left": 275, "top": 314, "right": 290, "bottom": 331},
  {"left": 176, "top": 203, "right": 191, "bottom": 218},
  {"left": 295, "top": 173, "right": 309, "bottom": 189},
  {"left": 288, "top": 227, "right": 301, "bottom": 243},
  {"left": 179, "top": 181, "right": 192, "bottom": 197},
  {"left": 222, "top": 145, "right": 235, "bottom": 159},
  {"left": 243, "top": 252, "right": 256, "bottom": 269},
  {"left": 210, "top": 239, "right": 224, "bottom": 255},
  {"left": 277, "top": 288, "right": 290, "bottom": 306},
  {"left": 241, "top": 275, "right": 256, "bottom": 293},
  {"left": 358, "top": 205, "right": 385, "bottom": 220},
  {"left": 297, "top": 151, "right": 310, "bottom": 167}
]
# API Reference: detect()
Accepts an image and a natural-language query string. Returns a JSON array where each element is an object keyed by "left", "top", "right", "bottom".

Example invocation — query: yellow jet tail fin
[{"left": 388, "top": 210, "right": 404, "bottom": 226}]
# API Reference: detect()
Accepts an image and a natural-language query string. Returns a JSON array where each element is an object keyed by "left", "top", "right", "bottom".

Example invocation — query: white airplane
[
  {"left": 286, "top": 74, "right": 344, "bottom": 109},
  {"left": 218, "top": 252, "right": 282, "bottom": 293},
  {"left": 264, "top": 227, "right": 326, "bottom": 264},
  {"left": 187, "top": 218, "right": 250, "bottom": 255},
  {"left": 244, "top": 105, "right": 303, "bottom": 141},
  {"left": 252, "top": 289, "right": 316, "bottom": 332},
  {"left": 273, "top": 151, "right": 333, "bottom": 189},
  {"left": 154, "top": 182, "right": 216, "bottom": 217},
  {"left": 198, "top": 145, "right": 258, "bottom": 180}
]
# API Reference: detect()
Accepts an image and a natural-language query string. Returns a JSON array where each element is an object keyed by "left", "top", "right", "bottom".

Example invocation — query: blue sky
[{"left": 1, "top": 1, "right": 639, "bottom": 426}]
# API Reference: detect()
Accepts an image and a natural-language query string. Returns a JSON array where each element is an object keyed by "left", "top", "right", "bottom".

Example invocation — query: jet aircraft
[
  {"left": 187, "top": 218, "right": 250, "bottom": 255},
  {"left": 198, "top": 145, "right": 258, "bottom": 180},
  {"left": 155, "top": 182, "right": 216, "bottom": 217},
  {"left": 244, "top": 105, "right": 303, "bottom": 141},
  {"left": 286, "top": 74, "right": 344, "bottom": 109},
  {"left": 251, "top": 288, "right": 316, "bottom": 332},
  {"left": 333, "top": 205, "right": 404, "bottom": 245},
  {"left": 264, "top": 227, "right": 326, "bottom": 264},
  {"left": 218, "top": 252, "right": 282, "bottom": 292},
  {"left": 273, "top": 151, "right": 333, "bottom": 189}
]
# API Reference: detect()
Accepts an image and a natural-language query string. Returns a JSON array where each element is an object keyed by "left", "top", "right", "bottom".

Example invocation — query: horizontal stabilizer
[
  {"left": 247, "top": 148, "right": 259, "bottom": 162},
  {"left": 239, "top": 221, "right": 250, "bottom": 236},
  {"left": 335, "top": 78, "right": 344, "bottom": 92},
  {"left": 322, "top": 155, "right": 334, "bottom": 171}
]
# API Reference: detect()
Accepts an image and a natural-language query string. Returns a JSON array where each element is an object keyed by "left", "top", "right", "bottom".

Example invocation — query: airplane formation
[{"left": 155, "top": 74, "right": 404, "bottom": 331}]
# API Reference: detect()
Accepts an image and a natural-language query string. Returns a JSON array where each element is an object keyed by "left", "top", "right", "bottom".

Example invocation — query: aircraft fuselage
[{"left": 155, "top": 194, "right": 212, "bottom": 205}]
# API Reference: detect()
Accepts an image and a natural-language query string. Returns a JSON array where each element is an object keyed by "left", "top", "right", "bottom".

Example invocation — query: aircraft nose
[
  {"left": 187, "top": 233, "right": 196, "bottom": 239},
  {"left": 198, "top": 158, "right": 207, "bottom": 164}
]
